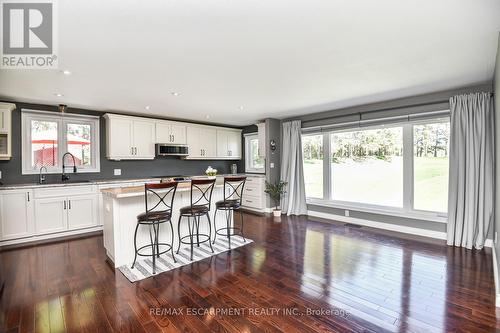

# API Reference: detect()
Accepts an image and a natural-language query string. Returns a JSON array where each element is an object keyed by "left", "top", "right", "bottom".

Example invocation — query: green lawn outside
[{"left": 303, "top": 156, "right": 448, "bottom": 212}]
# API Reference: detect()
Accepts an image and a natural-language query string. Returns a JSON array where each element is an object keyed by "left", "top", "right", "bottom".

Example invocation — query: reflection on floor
[{"left": 0, "top": 213, "right": 498, "bottom": 332}]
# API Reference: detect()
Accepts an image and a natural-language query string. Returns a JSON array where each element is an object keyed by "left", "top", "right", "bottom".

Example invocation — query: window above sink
[{"left": 21, "top": 109, "right": 101, "bottom": 175}]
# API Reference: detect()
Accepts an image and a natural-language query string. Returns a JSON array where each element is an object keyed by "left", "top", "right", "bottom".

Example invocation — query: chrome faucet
[
  {"left": 62, "top": 152, "right": 77, "bottom": 181},
  {"left": 39, "top": 166, "right": 47, "bottom": 184}
]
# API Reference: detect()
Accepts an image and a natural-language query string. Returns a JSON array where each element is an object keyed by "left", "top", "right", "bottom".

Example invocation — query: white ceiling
[{"left": 1, "top": 0, "right": 499, "bottom": 126}]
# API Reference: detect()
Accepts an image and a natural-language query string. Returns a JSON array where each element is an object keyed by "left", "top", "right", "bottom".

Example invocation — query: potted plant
[{"left": 265, "top": 181, "right": 287, "bottom": 217}]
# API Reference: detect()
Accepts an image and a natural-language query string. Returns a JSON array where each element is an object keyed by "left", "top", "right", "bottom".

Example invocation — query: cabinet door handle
[
  {"left": 63, "top": 200, "right": 66, "bottom": 210},
  {"left": 69, "top": 200, "right": 71, "bottom": 210},
  {"left": 131, "top": 147, "right": 133, "bottom": 155},
  {"left": 27, "top": 192, "right": 30, "bottom": 202}
]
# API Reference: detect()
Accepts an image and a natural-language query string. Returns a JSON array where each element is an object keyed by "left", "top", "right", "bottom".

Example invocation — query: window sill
[
  {"left": 245, "top": 169, "right": 265, "bottom": 174},
  {"left": 22, "top": 169, "right": 101, "bottom": 175},
  {"left": 306, "top": 198, "right": 447, "bottom": 223}
]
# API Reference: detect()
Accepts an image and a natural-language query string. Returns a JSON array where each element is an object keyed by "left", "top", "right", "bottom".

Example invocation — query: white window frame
[
  {"left": 21, "top": 110, "right": 100, "bottom": 175},
  {"left": 244, "top": 133, "right": 265, "bottom": 174},
  {"left": 304, "top": 116, "right": 450, "bottom": 223}
]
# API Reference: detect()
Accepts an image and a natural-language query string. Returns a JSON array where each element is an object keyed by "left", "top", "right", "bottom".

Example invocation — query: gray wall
[
  {"left": 289, "top": 83, "right": 494, "bottom": 236},
  {"left": 0, "top": 102, "right": 238, "bottom": 185},
  {"left": 494, "top": 33, "right": 500, "bottom": 277},
  {"left": 285, "top": 82, "right": 493, "bottom": 128},
  {"left": 265, "top": 119, "right": 281, "bottom": 208}
]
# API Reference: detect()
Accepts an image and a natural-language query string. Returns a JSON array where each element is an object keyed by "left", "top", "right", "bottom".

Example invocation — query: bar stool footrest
[
  {"left": 136, "top": 243, "right": 173, "bottom": 257},
  {"left": 179, "top": 234, "right": 211, "bottom": 245},
  {"left": 215, "top": 226, "right": 244, "bottom": 238}
]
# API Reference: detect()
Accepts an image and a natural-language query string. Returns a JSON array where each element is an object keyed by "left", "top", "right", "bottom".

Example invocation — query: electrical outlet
[
  {"left": 114, "top": 169, "right": 121, "bottom": 176},
  {"left": 345, "top": 210, "right": 350, "bottom": 217},
  {"left": 270, "top": 162, "right": 275, "bottom": 168}
]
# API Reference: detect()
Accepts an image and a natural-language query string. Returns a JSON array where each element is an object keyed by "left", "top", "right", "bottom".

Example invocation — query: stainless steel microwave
[{"left": 155, "top": 144, "right": 189, "bottom": 157}]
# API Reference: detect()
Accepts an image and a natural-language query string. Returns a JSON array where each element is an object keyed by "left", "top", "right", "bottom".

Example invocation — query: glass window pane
[
  {"left": 302, "top": 134, "right": 323, "bottom": 198},
  {"left": 330, "top": 127, "right": 403, "bottom": 207},
  {"left": 67, "top": 123, "right": 92, "bottom": 167},
  {"left": 413, "top": 122, "right": 449, "bottom": 212},
  {"left": 249, "top": 137, "right": 264, "bottom": 169},
  {"left": 31, "top": 120, "right": 58, "bottom": 168}
]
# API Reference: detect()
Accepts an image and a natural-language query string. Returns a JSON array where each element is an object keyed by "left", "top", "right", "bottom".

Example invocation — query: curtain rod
[
  {"left": 297, "top": 91, "right": 494, "bottom": 125},
  {"left": 302, "top": 109, "right": 450, "bottom": 133}
]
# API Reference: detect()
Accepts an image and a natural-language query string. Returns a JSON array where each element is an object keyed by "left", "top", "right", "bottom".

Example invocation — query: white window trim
[
  {"left": 21, "top": 110, "right": 100, "bottom": 175},
  {"left": 302, "top": 116, "right": 450, "bottom": 223},
  {"left": 244, "top": 133, "right": 265, "bottom": 174}
]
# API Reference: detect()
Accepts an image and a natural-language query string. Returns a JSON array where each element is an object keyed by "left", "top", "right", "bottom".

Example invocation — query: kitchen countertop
[
  {"left": 101, "top": 181, "right": 225, "bottom": 199},
  {"left": 0, "top": 173, "right": 265, "bottom": 191}
]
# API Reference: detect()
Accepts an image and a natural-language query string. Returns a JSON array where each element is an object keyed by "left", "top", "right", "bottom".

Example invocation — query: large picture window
[
  {"left": 413, "top": 121, "right": 449, "bottom": 213},
  {"left": 22, "top": 110, "right": 100, "bottom": 174},
  {"left": 302, "top": 134, "right": 323, "bottom": 198},
  {"left": 330, "top": 127, "right": 403, "bottom": 207},
  {"left": 302, "top": 117, "right": 450, "bottom": 219}
]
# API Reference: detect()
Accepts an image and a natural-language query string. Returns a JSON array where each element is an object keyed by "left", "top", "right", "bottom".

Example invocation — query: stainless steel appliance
[{"left": 155, "top": 144, "right": 189, "bottom": 157}]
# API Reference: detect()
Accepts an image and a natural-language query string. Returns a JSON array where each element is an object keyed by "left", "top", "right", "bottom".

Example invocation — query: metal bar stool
[
  {"left": 177, "top": 178, "right": 216, "bottom": 261},
  {"left": 213, "top": 176, "right": 246, "bottom": 249},
  {"left": 131, "top": 181, "right": 178, "bottom": 274}
]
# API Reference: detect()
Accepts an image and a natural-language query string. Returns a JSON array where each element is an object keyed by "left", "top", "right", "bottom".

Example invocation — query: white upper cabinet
[
  {"left": 155, "top": 121, "right": 186, "bottom": 144},
  {"left": 0, "top": 103, "right": 14, "bottom": 160},
  {"left": 217, "top": 129, "right": 242, "bottom": 159},
  {"left": 133, "top": 120, "right": 156, "bottom": 158},
  {"left": 104, "top": 114, "right": 155, "bottom": 160},
  {"left": 186, "top": 125, "right": 218, "bottom": 159},
  {"left": 105, "top": 113, "right": 241, "bottom": 160}
]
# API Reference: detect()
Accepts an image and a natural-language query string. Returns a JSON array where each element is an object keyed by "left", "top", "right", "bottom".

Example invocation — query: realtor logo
[{"left": 1, "top": 0, "right": 58, "bottom": 68}]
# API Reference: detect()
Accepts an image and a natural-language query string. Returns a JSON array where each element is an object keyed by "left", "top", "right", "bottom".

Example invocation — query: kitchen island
[{"left": 101, "top": 178, "right": 230, "bottom": 268}]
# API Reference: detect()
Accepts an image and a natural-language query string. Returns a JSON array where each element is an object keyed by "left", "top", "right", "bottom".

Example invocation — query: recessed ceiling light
[
  {"left": 171, "top": 92, "right": 180, "bottom": 96},
  {"left": 61, "top": 70, "right": 71, "bottom": 75},
  {"left": 205, "top": 115, "right": 210, "bottom": 119},
  {"left": 239, "top": 106, "right": 244, "bottom": 110},
  {"left": 54, "top": 93, "right": 64, "bottom": 97},
  {"left": 145, "top": 105, "right": 151, "bottom": 110}
]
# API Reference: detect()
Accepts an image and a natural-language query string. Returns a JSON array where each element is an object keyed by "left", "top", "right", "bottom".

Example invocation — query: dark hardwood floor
[{"left": 1, "top": 213, "right": 499, "bottom": 332}]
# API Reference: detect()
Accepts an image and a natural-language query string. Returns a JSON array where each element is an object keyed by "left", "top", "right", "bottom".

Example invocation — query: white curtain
[
  {"left": 447, "top": 92, "right": 494, "bottom": 250},
  {"left": 281, "top": 120, "right": 307, "bottom": 215}
]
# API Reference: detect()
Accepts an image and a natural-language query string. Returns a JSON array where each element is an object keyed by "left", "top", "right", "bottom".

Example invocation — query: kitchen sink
[{"left": 39, "top": 180, "right": 92, "bottom": 185}]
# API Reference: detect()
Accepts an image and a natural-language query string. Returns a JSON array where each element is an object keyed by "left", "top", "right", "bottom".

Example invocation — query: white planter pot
[{"left": 273, "top": 210, "right": 281, "bottom": 217}]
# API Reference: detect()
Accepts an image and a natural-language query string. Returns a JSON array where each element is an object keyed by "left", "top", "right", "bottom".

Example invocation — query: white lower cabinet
[
  {"left": 0, "top": 190, "right": 34, "bottom": 240},
  {"left": 67, "top": 195, "right": 98, "bottom": 230},
  {"left": 241, "top": 176, "right": 266, "bottom": 212},
  {"left": 0, "top": 186, "right": 100, "bottom": 245},
  {"left": 35, "top": 194, "right": 98, "bottom": 234},
  {"left": 35, "top": 197, "right": 67, "bottom": 234}
]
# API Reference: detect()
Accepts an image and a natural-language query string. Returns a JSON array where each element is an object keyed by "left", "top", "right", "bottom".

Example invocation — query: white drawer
[
  {"left": 243, "top": 186, "right": 261, "bottom": 196},
  {"left": 245, "top": 178, "right": 263, "bottom": 189},
  {"left": 34, "top": 185, "right": 96, "bottom": 198},
  {"left": 242, "top": 194, "right": 262, "bottom": 209}
]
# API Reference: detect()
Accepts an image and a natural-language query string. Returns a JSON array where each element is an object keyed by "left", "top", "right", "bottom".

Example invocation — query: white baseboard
[
  {"left": 492, "top": 246, "right": 500, "bottom": 307},
  {"left": 0, "top": 226, "right": 103, "bottom": 247},
  {"left": 307, "top": 210, "right": 493, "bottom": 248},
  {"left": 241, "top": 206, "right": 273, "bottom": 214}
]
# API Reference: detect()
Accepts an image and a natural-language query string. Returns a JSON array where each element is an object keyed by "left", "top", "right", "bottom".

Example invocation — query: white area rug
[{"left": 118, "top": 236, "right": 253, "bottom": 282}]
